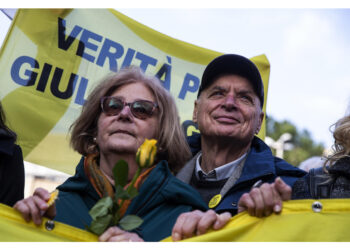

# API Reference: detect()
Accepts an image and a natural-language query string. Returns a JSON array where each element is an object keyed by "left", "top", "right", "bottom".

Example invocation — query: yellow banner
[
  {"left": 2, "top": 199, "right": 350, "bottom": 242},
  {"left": 0, "top": 203, "right": 97, "bottom": 242},
  {"left": 0, "top": 9, "right": 270, "bottom": 174},
  {"left": 162, "top": 199, "right": 350, "bottom": 242}
]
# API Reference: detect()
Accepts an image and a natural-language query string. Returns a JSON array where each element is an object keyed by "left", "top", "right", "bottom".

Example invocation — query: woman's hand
[
  {"left": 237, "top": 177, "right": 292, "bottom": 217},
  {"left": 99, "top": 226, "right": 144, "bottom": 242},
  {"left": 13, "top": 187, "right": 56, "bottom": 225},
  {"left": 171, "top": 209, "right": 231, "bottom": 241}
]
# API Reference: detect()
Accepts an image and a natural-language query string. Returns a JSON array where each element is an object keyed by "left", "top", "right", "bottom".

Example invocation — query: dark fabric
[
  {"left": 292, "top": 157, "right": 350, "bottom": 199},
  {"left": 187, "top": 132, "right": 201, "bottom": 156},
  {"left": 182, "top": 135, "right": 306, "bottom": 215},
  {"left": 55, "top": 157, "right": 208, "bottom": 241},
  {"left": 190, "top": 171, "right": 228, "bottom": 204},
  {"left": 0, "top": 129, "right": 25, "bottom": 206}
]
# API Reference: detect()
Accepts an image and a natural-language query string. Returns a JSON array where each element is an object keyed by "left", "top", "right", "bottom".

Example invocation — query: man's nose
[{"left": 222, "top": 95, "right": 237, "bottom": 110}]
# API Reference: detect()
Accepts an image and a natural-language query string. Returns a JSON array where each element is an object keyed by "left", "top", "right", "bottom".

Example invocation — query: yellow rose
[{"left": 136, "top": 139, "right": 157, "bottom": 168}]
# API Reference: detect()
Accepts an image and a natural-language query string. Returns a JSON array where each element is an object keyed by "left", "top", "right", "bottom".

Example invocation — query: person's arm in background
[{"left": 0, "top": 145, "right": 25, "bottom": 206}]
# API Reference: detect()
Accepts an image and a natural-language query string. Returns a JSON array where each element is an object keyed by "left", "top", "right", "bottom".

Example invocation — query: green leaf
[
  {"left": 89, "top": 196, "right": 113, "bottom": 220},
  {"left": 115, "top": 185, "right": 131, "bottom": 200},
  {"left": 113, "top": 160, "right": 129, "bottom": 187},
  {"left": 127, "top": 186, "right": 139, "bottom": 200},
  {"left": 118, "top": 215, "right": 143, "bottom": 231},
  {"left": 88, "top": 214, "right": 113, "bottom": 235}
]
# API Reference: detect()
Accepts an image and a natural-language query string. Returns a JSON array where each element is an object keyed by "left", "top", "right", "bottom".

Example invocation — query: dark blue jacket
[
  {"left": 179, "top": 133, "right": 306, "bottom": 215},
  {"left": 55, "top": 158, "right": 207, "bottom": 241}
]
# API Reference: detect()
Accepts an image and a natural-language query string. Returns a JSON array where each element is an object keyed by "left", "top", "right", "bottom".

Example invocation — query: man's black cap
[{"left": 197, "top": 54, "right": 264, "bottom": 107}]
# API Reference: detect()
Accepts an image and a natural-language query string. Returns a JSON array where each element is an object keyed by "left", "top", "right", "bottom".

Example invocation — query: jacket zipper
[{"left": 133, "top": 173, "right": 168, "bottom": 215}]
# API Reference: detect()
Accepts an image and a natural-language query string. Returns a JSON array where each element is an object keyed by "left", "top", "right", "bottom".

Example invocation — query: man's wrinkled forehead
[{"left": 202, "top": 74, "right": 258, "bottom": 96}]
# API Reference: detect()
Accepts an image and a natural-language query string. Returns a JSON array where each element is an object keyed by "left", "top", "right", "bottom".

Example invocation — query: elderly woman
[{"left": 14, "top": 66, "right": 207, "bottom": 242}]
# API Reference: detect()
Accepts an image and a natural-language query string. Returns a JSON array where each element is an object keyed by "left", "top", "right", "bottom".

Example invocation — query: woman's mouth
[{"left": 112, "top": 130, "right": 134, "bottom": 136}]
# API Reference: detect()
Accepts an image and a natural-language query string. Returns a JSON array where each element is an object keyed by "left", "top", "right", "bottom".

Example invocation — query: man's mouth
[{"left": 214, "top": 115, "right": 240, "bottom": 124}]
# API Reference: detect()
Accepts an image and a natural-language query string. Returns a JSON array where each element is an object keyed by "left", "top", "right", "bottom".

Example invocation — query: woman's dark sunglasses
[{"left": 101, "top": 96, "right": 158, "bottom": 119}]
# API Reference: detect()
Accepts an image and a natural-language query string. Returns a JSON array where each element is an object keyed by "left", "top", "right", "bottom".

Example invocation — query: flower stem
[
  {"left": 117, "top": 166, "right": 141, "bottom": 217},
  {"left": 127, "top": 167, "right": 141, "bottom": 193}
]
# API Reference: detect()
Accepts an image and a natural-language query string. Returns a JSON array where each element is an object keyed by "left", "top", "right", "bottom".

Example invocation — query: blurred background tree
[{"left": 266, "top": 115, "right": 325, "bottom": 167}]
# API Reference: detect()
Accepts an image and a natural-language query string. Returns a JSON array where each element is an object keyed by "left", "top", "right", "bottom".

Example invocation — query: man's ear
[
  {"left": 256, "top": 111, "right": 265, "bottom": 134},
  {"left": 192, "top": 100, "right": 199, "bottom": 123}
]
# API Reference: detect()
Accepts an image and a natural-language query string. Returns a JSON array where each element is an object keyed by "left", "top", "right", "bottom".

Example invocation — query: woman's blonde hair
[
  {"left": 324, "top": 115, "right": 350, "bottom": 168},
  {"left": 70, "top": 66, "right": 191, "bottom": 173}
]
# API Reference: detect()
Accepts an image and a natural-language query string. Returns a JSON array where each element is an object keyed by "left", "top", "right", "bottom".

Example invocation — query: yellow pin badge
[
  {"left": 208, "top": 194, "right": 222, "bottom": 208},
  {"left": 47, "top": 190, "right": 59, "bottom": 207}
]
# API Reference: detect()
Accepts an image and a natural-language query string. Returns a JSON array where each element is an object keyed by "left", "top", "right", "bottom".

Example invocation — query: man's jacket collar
[{"left": 179, "top": 136, "right": 277, "bottom": 185}]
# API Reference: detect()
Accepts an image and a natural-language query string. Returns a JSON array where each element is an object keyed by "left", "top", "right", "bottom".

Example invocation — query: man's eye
[
  {"left": 240, "top": 95, "right": 253, "bottom": 103},
  {"left": 211, "top": 91, "right": 224, "bottom": 97}
]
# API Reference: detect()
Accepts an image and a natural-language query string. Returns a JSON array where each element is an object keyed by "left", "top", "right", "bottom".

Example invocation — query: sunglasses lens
[
  {"left": 103, "top": 97, "right": 123, "bottom": 116},
  {"left": 102, "top": 97, "right": 156, "bottom": 118},
  {"left": 131, "top": 101, "right": 155, "bottom": 119}
]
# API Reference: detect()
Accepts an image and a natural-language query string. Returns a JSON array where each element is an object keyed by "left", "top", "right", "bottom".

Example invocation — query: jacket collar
[
  {"left": 180, "top": 136, "right": 276, "bottom": 185},
  {"left": 57, "top": 157, "right": 100, "bottom": 202},
  {"left": 126, "top": 160, "right": 208, "bottom": 215},
  {"left": 234, "top": 137, "right": 276, "bottom": 185},
  {"left": 176, "top": 152, "right": 200, "bottom": 183}
]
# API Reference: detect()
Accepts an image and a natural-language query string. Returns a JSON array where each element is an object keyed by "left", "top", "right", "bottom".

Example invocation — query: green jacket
[{"left": 54, "top": 158, "right": 208, "bottom": 241}]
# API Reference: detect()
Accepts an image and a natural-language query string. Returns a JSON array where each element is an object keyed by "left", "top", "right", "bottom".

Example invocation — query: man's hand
[
  {"left": 99, "top": 226, "right": 144, "bottom": 242},
  {"left": 171, "top": 209, "right": 231, "bottom": 241},
  {"left": 13, "top": 187, "right": 56, "bottom": 225},
  {"left": 238, "top": 177, "right": 292, "bottom": 217}
]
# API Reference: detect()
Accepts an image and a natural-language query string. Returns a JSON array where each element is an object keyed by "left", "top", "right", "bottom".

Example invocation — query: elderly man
[{"left": 172, "top": 54, "right": 306, "bottom": 241}]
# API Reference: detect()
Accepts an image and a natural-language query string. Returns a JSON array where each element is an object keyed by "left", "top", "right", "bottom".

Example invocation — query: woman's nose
[{"left": 117, "top": 104, "right": 133, "bottom": 120}]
